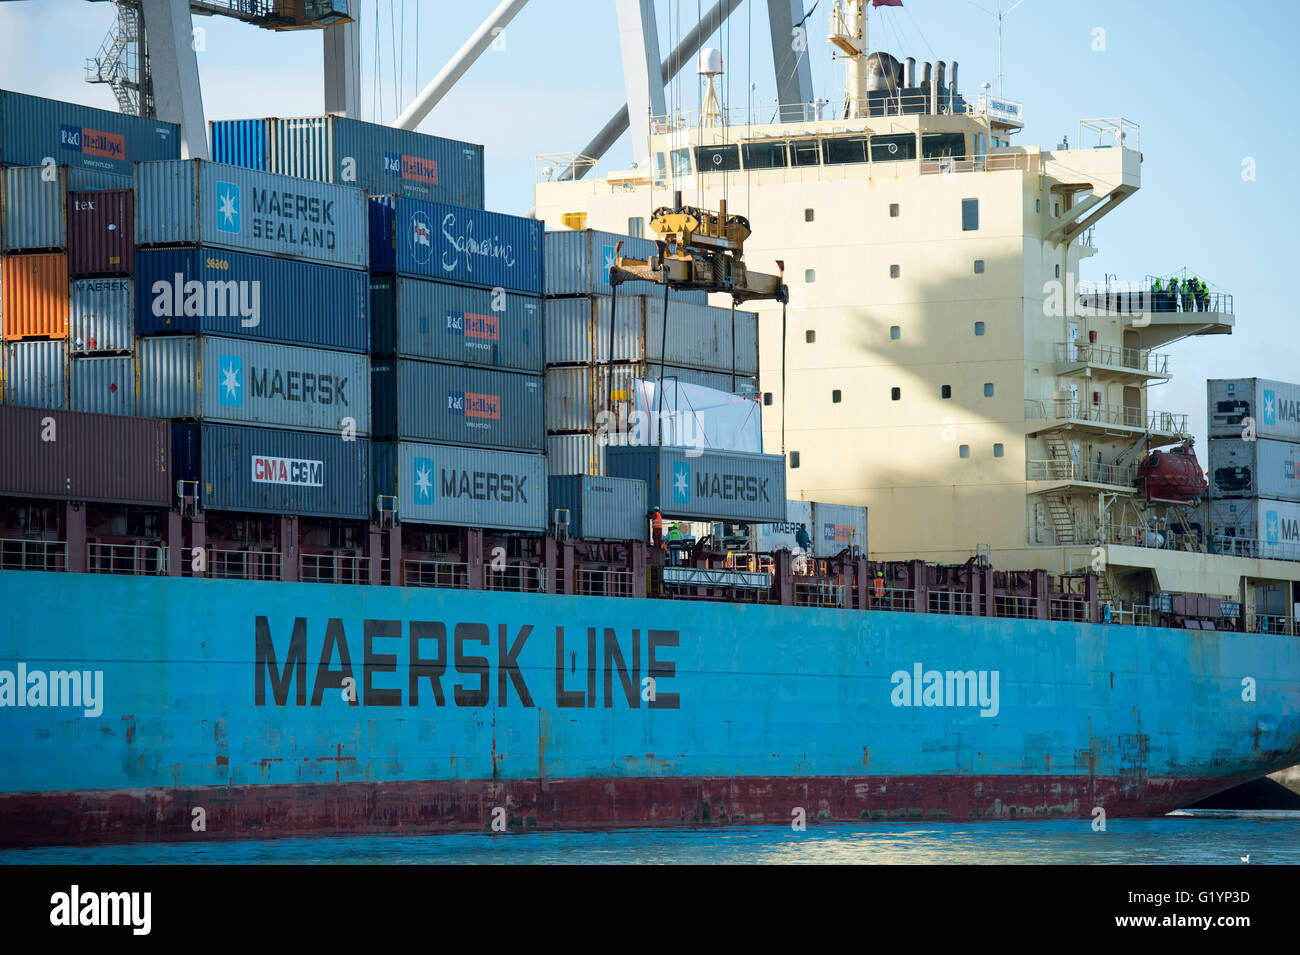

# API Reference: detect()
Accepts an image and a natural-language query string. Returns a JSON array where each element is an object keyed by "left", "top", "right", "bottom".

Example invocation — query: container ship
[{"left": 0, "top": 1, "right": 1297, "bottom": 847}]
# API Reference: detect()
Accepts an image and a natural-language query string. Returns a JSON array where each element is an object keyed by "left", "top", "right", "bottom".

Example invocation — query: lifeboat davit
[{"left": 1135, "top": 440, "right": 1208, "bottom": 503}]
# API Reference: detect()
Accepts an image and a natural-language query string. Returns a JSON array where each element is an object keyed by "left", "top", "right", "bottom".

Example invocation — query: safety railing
[
  {"left": 992, "top": 594, "right": 1039, "bottom": 620},
  {"left": 203, "top": 548, "right": 282, "bottom": 580},
  {"left": 573, "top": 569, "right": 635, "bottom": 598},
  {"left": 927, "top": 590, "right": 976, "bottom": 616},
  {"left": 1254, "top": 614, "right": 1297, "bottom": 635},
  {"left": 919, "top": 153, "right": 1036, "bottom": 175},
  {"left": 485, "top": 562, "right": 547, "bottom": 594},
  {"left": 403, "top": 560, "right": 469, "bottom": 590},
  {"left": 794, "top": 580, "right": 846, "bottom": 609},
  {"left": 87, "top": 541, "right": 166, "bottom": 576},
  {"left": 1027, "top": 459, "right": 1138, "bottom": 486},
  {"left": 300, "top": 553, "right": 370, "bottom": 586},
  {"left": 1049, "top": 595, "right": 1090, "bottom": 622},
  {"left": 0, "top": 538, "right": 66, "bottom": 572},
  {"left": 1026, "top": 398, "right": 1189, "bottom": 436},
  {"left": 1078, "top": 289, "right": 1233, "bottom": 317},
  {"left": 1054, "top": 341, "right": 1170, "bottom": 376},
  {"left": 1208, "top": 535, "right": 1300, "bottom": 563},
  {"left": 870, "top": 586, "right": 918, "bottom": 613}
]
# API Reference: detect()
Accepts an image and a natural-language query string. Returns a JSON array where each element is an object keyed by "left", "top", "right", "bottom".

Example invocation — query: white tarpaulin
[{"left": 630, "top": 377, "right": 763, "bottom": 453}]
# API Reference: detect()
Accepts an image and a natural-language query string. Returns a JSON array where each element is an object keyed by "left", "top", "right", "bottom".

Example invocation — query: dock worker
[
  {"left": 873, "top": 570, "right": 886, "bottom": 600},
  {"left": 650, "top": 507, "right": 664, "bottom": 546},
  {"left": 1194, "top": 276, "right": 1208, "bottom": 312},
  {"left": 1151, "top": 277, "right": 1163, "bottom": 312},
  {"left": 1168, "top": 276, "right": 1181, "bottom": 312},
  {"left": 668, "top": 522, "right": 683, "bottom": 542},
  {"left": 795, "top": 523, "right": 812, "bottom": 553},
  {"left": 1180, "top": 277, "right": 1193, "bottom": 313},
  {"left": 1102, "top": 601, "right": 1113, "bottom": 624}
]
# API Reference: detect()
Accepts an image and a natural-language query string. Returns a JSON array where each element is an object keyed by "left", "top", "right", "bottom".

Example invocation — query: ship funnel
[
  {"left": 931, "top": 61, "right": 944, "bottom": 113},
  {"left": 905, "top": 57, "right": 916, "bottom": 87},
  {"left": 865, "top": 52, "right": 902, "bottom": 92},
  {"left": 950, "top": 61, "right": 958, "bottom": 99}
]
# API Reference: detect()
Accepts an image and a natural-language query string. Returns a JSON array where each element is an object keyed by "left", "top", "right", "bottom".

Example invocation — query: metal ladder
[{"left": 1044, "top": 493, "right": 1076, "bottom": 545}]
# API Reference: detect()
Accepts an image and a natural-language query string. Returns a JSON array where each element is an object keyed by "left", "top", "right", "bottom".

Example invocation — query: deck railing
[{"left": 0, "top": 538, "right": 66, "bottom": 572}]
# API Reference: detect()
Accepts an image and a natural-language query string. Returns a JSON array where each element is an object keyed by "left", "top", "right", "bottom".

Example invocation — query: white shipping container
[
  {"left": 546, "top": 432, "right": 606, "bottom": 476},
  {"left": 387, "top": 441, "right": 546, "bottom": 531},
  {"left": 69, "top": 277, "right": 134, "bottom": 353},
  {"left": 1211, "top": 498, "right": 1300, "bottom": 561},
  {"left": 810, "top": 501, "right": 868, "bottom": 556},
  {"left": 753, "top": 499, "right": 813, "bottom": 553},
  {"left": 1209, "top": 438, "right": 1300, "bottom": 502},
  {"left": 5, "top": 340, "right": 67, "bottom": 409},
  {"left": 1208, "top": 378, "right": 1300, "bottom": 442}
]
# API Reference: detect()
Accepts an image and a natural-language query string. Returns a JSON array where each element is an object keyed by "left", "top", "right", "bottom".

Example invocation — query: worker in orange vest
[
  {"left": 873, "top": 570, "right": 886, "bottom": 601},
  {"left": 649, "top": 508, "right": 664, "bottom": 546}
]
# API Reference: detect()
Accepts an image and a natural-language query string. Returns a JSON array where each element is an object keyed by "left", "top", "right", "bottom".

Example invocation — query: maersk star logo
[
  {"left": 603, "top": 244, "right": 616, "bottom": 279},
  {"left": 215, "top": 180, "right": 240, "bottom": 233},
  {"left": 672, "top": 461, "right": 691, "bottom": 505},
  {"left": 1263, "top": 389, "right": 1276, "bottom": 426},
  {"left": 413, "top": 457, "right": 435, "bottom": 501},
  {"left": 1267, "top": 510, "right": 1280, "bottom": 545},
  {"left": 218, "top": 354, "right": 242, "bottom": 406}
]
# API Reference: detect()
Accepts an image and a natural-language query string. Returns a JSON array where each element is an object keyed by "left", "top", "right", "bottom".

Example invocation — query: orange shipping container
[{"left": 2, "top": 253, "right": 69, "bottom": 341}]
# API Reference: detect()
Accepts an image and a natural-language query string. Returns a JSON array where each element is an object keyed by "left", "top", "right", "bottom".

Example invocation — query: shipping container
[
  {"left": 544, "top": 293, "right": 757, "bottom": 373},
  {"left": 0, "top": 89, "right": 179, "bottom": 176},
  {"left": 372, "top": 359, "right": 542, "bottom": 450},
  {"left": 369, "top": 196, "right": 543, "bottom": 294},
  {"left": 70, "top": 354, "right": 136, "bottom": 415},
  {"left": 1208, "top": 378, "right": 1300, "bottom": 442},
  {"left": 173, "top": 422, "right": 369, "bottom": 519},
  {"left": 545, "top": 363, "right": 758, "bottom": 432},
  {"left": 546, "top": 432, "right": 606, "bottom": 476},
  {"left": 753, "top": 499, "right": 814, "bottom": 552},
  {"left": 1, "top": 165, "right": 131, "bottom": 252},
  {"left": 134, "top": 159, "right": 368, "bottom": 270},
  {"left": 606, "top": 445, "right": 786, "bottom": 522},
  {"left": 810, "top": 501, "right": 868, "bottom": 556},
  {"left": 1211, "top": 498, "right": 1300, "bottom": 561},
  {"left": 372, "top": 440, "right": 546, "bottom": 531},
  {"left": 544, "top": 228, "right": 661, "bottom": 298},
  {"left": 1, "top": 252, "right": 68, "bottom": 340},
  {"left": 548, "top": 474, "right": 647, "bottom": 540},
  {"left": 135, "top": 246, "right": 367, "bottom": 352},
  {"left": 5, "top": 339, "right": 67, "bottom": 408},
  {"left": 67, "top": 188, "right": 133, "bottom": 276},
  {"left": 208, "top": 118, "right": 266, "bottom": 171},
  {"left": 369, "top": 275, "right": 541, "bottom": 372},
  {"left": 139, "top": 335, "right": 370, "bottom": 434},
  {"left": 1208, "top": 438, "right": 1300, "bottom": 502},
  {"left": 0, "top": 404, "right": 170, "bottom": 505},
  {"left": 69, "top": 277, "right": 133, "bottom": 353}
]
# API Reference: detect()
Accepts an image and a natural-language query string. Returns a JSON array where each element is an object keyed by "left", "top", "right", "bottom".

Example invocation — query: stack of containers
[
  {"left": 1207, "top": 378, "right": 1300, "bottom": 560},
  {"left": 542, "top": 228, "right": 759, "bottom": 476},
  {"left": 367, "top": 195, "right": 548, "bottom": 532},
  {"left": 133, "top": 158, "right": 373, "bottom": 520}
]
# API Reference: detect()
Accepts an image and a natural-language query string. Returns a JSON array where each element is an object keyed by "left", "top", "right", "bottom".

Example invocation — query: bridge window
[
  {"left": 627, "top": 217, "right": 645, "bottom": 238},
  {"left": 962, "top": 198, "right": 980, "bottom": 231},
  {"left": 790, "top": 139, "right": 822, "bottom": 166},
  {"left": 824, "top": 136, "right": 869, "bottom": 165},
  {"left": 871, "top": 134, "right": 915, "bottom": 162},
  {"left": 670, "top": 148, "right": 692, "bottom": 177},
  {"left": 743, "top": 141, "right": 787, "bottom": 169},
  {"left": 923, "top": 132, "right": 966, "bottom": 160},
  {"left": 694, "top": 144, "right": 740, "bottom": 172}
]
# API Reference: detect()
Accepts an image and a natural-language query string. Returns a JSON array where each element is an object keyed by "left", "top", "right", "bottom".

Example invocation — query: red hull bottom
[{"left": 0, "top": 773, "right": 1261, "bottom": 848}]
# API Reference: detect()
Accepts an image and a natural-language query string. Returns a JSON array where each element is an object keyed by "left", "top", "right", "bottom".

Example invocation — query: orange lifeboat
[{"left": 1135, "top": 440, "right": 1208, "bottom": 504}]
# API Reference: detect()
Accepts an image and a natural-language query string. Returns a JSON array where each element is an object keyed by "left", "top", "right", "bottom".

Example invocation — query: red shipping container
[{"left": 66, "top": 189, "right": 134, "bottom": 277}]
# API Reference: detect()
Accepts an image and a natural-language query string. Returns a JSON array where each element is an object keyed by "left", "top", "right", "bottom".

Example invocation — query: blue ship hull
[{"left": 1, "top": 570, "right": 1297, "bottom": 845}]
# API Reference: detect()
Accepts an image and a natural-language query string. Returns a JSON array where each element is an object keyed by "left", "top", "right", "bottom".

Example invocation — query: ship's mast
[{"left": 828, "top": 0, "right": 867, "bottom": 119}]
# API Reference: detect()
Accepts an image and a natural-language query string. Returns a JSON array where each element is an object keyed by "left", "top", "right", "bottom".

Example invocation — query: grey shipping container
[
  {"left": 70, "top": 354, "right": 136, "bottom": 416},
  {"left": 1211, "top": 498, "right": 1300, "bottom": 561},
  {"left": 606, "top": 445, "right": 786, "bottom": 522},
  {"left": 543, "top": 229, "right": 706, "bottom": 301},
  {"left": 810, "top": 501, "right": 868, "bottom": 556},
  {"left": 545, "top": 363, "right": 758, "bottom": 432},
  {"left": 0, "top": 89, "right": 178, "bottom": 176},
  {"left": 6, "top": 340, "right": 67, "bottom": 409},
  {"left": 548, "top": 474, "right": 647, "bottom": 540},
  {"left": 134, "top": 159, "right": 368, "bottom": 270},
  {"left": 185, "top": 422, "right": 369, "bottom": 519},
  {"left": 1209, "top": 438, "right": 1300, "bottom": 502},
  {"left": 546, "top": 432, "right": 606, "bottom": 476},
  {"left": 544, "top": 294, "right": 758, "bottom": 374},
  {"left": 370, "top": 275, "right": 542, "bottom": 372},
  {"left": 372, "top": 440, "right": 546, "bottom": 531},
  {"left": 1208, "top": 378, "right": 1300, "bottom": 442},
  {"left": 0, "top": 404, "right": 171, "bottom": 506},
  {"left": 372, "top": 359, "right": 543, "bottom": 451},
  {"left": 1, "top": 165, "right": 132, "bottom": 251},
  {"left": 69, "top": 277, "right": 133, "bottom": 353},
  {"left": 139, "top": 335, "right": 370, "bottom": 435},
  {"left": 753, "top": 499, "right": 814, "bottom": 552}
]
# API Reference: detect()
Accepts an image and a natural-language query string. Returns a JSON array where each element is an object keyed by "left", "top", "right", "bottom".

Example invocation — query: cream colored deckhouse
[{"left": 536, "top": 8, "right": 1300, "bottom": 622}]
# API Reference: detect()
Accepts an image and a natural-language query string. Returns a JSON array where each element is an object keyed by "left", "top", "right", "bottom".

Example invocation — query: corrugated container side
[
  {"left": 544, "top": 229, "right": 658, "bottom": 297},
  {"left": 70, "top": 354, "right": 136, "bottom": 415},
  {"left": 134, "top": 246, "right": 368, "bottom": 352},
  {"left": 396, "top": 441, "right": 546, "bottom": 531},
  {"left": 1208, "top": 378, "right": 1300, "bottom": 442},
  {"left": 198, "top": 422, "right": 369, "bottom": 519},
  {"left": 548, "top": 474, "right": 647, "bottom": 540},
  {"left": 372, "top": 275, "right": 542, "bottom": 372},
  {"left": 545, "top": 363, "right": 755, "bottom": 432},
  {"left": 67, "top": 188, "right": 134, "bottom": 276},
  {"left": 546, "top": 432, "right": 606, "bottom": 476},
  {"left": 1211, "top": 497, "right": 1300, "bottom": 560},
  {"left": 139, "top": 335, "right": 370, "bottom": 434},
  {"left": 374, "top": 359, "right": 542, "bottom": 450},
  {"left": 810, "top": 501, "right": 868, "bottom": 556},
  {"left": 1208, "top": 438, "right": 1300, "bottom": 502},
  {"left": 1, "top": 252, "right": 69, "bottom": 340},
  {"left": 208, "top": 119, "right": 267, "bottom": 170},
  {"left": 2, "top": 162, "right": 135, "bottom": 252},
  {"left": 544, "top": 295, "right": 597, "bottom": 365},
  {"left": 0, "top": 404, "right": 170, "bottom": 505},
  {"left": 6, "top": 340, "right": 67, "bottom": 408},
  {"left": 606, "top": 445, "right": 785, "bottom": 521},
  {"left": 388, "top": 197, "right": 543, "bottom": 294},
  {"left": 0, "top": 89, "right": 179, "bottom": 174},
  {"left": 754, "top": 499, "right": 814, "bottom": 552},
  {"left": 133, "top": 159, "right": 369, "bottom": 270},
  {"left": 545, "top": 364, "right": 594, "bottom": 432},
  {"left": 69, "top": 277, "right": 133, "bottom": 352}
]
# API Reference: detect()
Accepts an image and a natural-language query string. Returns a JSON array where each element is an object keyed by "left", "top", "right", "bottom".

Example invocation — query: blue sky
[{"left": 1, "top": 0, "right": 1295, "bottom": 446}]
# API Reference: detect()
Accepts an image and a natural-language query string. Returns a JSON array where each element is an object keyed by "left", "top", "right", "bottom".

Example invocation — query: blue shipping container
[
  {"left": 369, "top": 196, "right": 543, "bottom": 295},
  {"left": 0, "top": 89, "right": 179, "bottom": 176},
  {"left": 136, "top": 246, "right": 368, "bottom": 352},
  {"left": 372, "top": 359, "right": 543, "bottom": 450},
  {"left": 369, "top": 275, "right": 541, "bottom": 372},
  {"left": 208, "top": 119, "right": 267, "bottom": 171},
  {"left": 173, "top": 421, "right": 370, "bottom": 519}
]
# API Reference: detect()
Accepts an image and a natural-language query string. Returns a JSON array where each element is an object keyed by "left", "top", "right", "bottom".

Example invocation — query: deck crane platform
[{"left": 607, "top": 195, "right": 792, "bottom": 452}]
